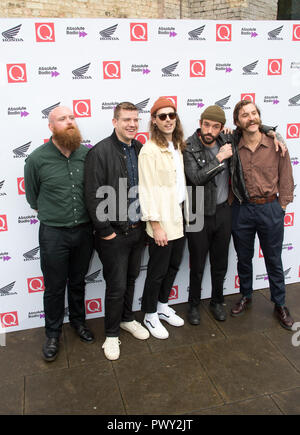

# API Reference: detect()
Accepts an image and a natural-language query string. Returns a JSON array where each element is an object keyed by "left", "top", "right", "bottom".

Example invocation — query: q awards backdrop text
[{"left": 1, "top": 18, "right": 300, "bottom": 333}]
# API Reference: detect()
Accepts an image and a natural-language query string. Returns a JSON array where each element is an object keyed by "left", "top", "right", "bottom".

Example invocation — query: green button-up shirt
[{"left": 24, "top": 138, "right": 90, "bottom": 227}]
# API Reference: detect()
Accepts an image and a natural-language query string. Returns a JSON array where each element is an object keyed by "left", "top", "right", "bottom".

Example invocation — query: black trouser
[
  {"left": 39, "top": 222, "right": 94, "bottom": 339},
  {"left": 186, "top": 202, "right": 232, "bottom": 306},
  {"left": 231, "top": 198, "right": 286, "bottom": 306},
  {"left": 95, "top": 226, "right": 145, "bottom": 337},
  {"left": 141, "top": 235, "right": 186, "bottom": 313}
]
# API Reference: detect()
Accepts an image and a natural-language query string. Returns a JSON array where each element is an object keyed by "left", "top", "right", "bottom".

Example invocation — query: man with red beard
[{"left": 24, "top": 106, "right": 94, "bottom": 361}]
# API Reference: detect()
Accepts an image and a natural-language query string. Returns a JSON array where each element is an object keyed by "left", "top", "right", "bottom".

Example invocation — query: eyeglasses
[{"left": 155, "top": 112, "right": 177, "bottom": 121}]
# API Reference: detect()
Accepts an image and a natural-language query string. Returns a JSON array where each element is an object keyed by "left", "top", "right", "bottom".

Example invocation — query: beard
[
  {"left": 52, "top": 125, "right": 82, "bottom": 151},
  {"left": 199, "top": 131, "right": 218, "bottom": 145}
]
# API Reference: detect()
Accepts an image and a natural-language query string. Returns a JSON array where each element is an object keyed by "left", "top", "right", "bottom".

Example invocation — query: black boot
[
  {"left": 43, "top": 337, "right": 59, "bottom": 362},
  {"left": 187, "top": 304, "right": 200, "bottom": 325}
]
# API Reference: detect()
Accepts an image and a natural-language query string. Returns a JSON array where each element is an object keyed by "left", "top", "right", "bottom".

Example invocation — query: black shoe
[
  {"left": 72, "top": 324, "right": 95, "bottom": 343},
  {"left": 209, "top": 302, "right": 227, "bottom": 321},
  {"left": 43, "top": 337, "right": 59, "bottom": 362},
  {"left": 187, "top": 305, "right": 200, "bottom": 325}
]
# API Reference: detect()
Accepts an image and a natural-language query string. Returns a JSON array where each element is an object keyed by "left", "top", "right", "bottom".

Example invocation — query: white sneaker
[
  {"left": 158, "top": 304, "right": 184, "bottom": 327},
  {"left": 102, "top": 337, "right": 121, "bottom": 361},
  {"left": 143, "top": 313, "right": 169, "bottom": 339},
  {"left": 120, "top": 320, "right": 150, "bottom": 340}
]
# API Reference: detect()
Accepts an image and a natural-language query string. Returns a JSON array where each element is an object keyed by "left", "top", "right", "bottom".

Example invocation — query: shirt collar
[{"left": 238, "top": 132, "right": 270, "bottom": 150}]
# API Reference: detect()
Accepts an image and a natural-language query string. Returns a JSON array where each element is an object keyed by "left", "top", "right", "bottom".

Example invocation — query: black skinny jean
[{"left": 95, "top": 226, "right": 145, "bottom": 337}]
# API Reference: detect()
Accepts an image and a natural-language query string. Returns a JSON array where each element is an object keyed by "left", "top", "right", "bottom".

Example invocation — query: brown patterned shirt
[{"left": 238, "top": 133, "right": 294, "bottom": 207}]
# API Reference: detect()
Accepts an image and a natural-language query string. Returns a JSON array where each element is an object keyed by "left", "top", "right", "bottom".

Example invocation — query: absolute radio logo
[
  {"left": 130, "top": 23, "right": 148, "bottom": 41},
  {"left": 103, "top": 61, "right": 121, "bottom": 79},
  {"left": 7, "top": 106, "right": 29, "bottom": 117},
  {"left": 73, "top": 100, "right": 91, "bottom": 118},
  {"left": 7, "top": 63, "right": 27, "bottom": 83},
  {"left": 35, "top": 23, "right": 55, "bottom": 42}
]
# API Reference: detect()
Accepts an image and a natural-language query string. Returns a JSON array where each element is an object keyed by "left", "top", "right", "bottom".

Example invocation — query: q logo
[
  {"left": 103, "top": 61, "right": 121, "bottom": 79},
  {"left": 17, "top": 177, "right": 25, "bottom": 195},
  {"left": 86, "top": 298, "right": 102, "bottom": 314},
  {"left": 7, "top": 64, "right": 27, "bottom": 83},
  {"left": 169, "top": 285, "right": 178, "bottom": 300},
  {"left": 268, "top": 59, "right": 282, "bottom": 75},
  {"left": 286, "top": 124, "right": 300, "bottom": 139},
  {"left": 241, "top": 93, "right": 255, "bottom": 103},
  {"left": 27, "top": 276, "right": 45, "bottom": 293},
  {"left": 216, "top": 24, "right": 232, "bottom": 41},
  {"left": 235, "top": 275, "right": 240, "bottom": 289},
  {"left": 0, "top": 312, "right": 19, "bottom": 328},
  {"left": 284, "top": 212, "right": 294, "bottom": 227},
  {"left": 73, "top": 99, "right": 91, "bottom": 118},
  {"left": 35, "top": 23, "right": 55, "bottom": 42},
  {"left": 135, "top": 132, "right": 149, "bottom": 144},
  {"left": 190, "top": 60, "right": 206, "bottom": 77},
  {"left": 0, "top": 215, "right": 8, "bottom": 232},
  {"left": 292, "top": 24, "right": 300, "bottom": 41},
  {"left": 130, "top": 23, "right": 148, "bottom": 41},
  {"left": 162, "top": 96, "right": 177, "bottom": 109}
]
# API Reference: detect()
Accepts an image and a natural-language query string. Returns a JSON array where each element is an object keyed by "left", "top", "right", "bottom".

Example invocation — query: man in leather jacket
[
  {"left": 84, "top": 102, "right": 149, "bottom": 361},
  {"left": 184, "top": 105, "right": 282, "bottom": 325}
]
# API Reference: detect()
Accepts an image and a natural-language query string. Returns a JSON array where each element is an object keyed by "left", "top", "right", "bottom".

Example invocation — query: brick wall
[{"left": 2, "top": 0, "right": 278, "bottom": 19}]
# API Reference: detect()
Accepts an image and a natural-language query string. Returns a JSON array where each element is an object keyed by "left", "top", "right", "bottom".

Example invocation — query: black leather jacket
[
  {"left": 84, "top": 130, "right": 143, "bottom": 237},
  {"left": 184, "top": 126, "right": 274, "bottom": 217}
]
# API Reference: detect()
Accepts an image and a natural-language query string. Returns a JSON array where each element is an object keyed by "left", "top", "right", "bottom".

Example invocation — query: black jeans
[
  {"left": 141, "top": 235, "right": 186, "bottom": 313},
  {"left": 187, "top": 202, "right": 232, "bottom": 306},
  {"left": 232, "top": 198, "right": 286, "bottom": 306},
  {"left": 95, "top": 226, "right": 145, "bottom": 337},
  {"left": 39, "top": 222, "right": 94, "bottom": 338}
]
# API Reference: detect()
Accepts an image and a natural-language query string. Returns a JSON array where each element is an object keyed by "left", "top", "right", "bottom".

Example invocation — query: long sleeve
[
  {"left": 138, "top": 149, "right": 161, "bottom": 222},
  {"left": 24, "top": 156, "right": 40, "bottom": 210},
  {"left": 278, "top": 149, "right": 294, "bottom": 207}
]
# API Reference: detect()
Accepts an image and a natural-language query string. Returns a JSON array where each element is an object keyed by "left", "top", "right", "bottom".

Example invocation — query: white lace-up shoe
[
  {"left": 158, "top": 305, "right": 184, "bottom": 327},
  {"left": 120, "top": 320, "right": 150, "bottom": 340},
  {"left": 143, "top": 313, "right": 169, "bottom": 339},
  {"left": 102, "top": 337, "right": 121, "bottom": 360}
]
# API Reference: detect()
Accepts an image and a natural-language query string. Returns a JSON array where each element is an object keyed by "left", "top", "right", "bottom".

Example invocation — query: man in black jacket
[
  {"left": 184, "top": 105, "right": 286, "bottom": 326},
  {"left": 85, "top": 102, "right": 149, "bottom": 361},
  {"left": 184, "top": 106, "right": 232, "bottom": 324}
]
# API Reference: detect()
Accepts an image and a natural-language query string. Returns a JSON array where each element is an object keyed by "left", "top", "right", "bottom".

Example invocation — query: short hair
[
  {"left": 113, "top": 102, "right": 138, "bottom": 119},
  {"left": 233, "top": 100, "right": 261, "bottom": 126}
]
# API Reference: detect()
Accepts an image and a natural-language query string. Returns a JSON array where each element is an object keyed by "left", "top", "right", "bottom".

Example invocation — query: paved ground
[{"left": 1, "top": 283, "right": 300, "bottom": 416}]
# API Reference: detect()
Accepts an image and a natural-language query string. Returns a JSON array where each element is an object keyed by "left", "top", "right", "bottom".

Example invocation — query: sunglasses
[{"left": 155, "top": 112, "right": 177, "bottom": 121}]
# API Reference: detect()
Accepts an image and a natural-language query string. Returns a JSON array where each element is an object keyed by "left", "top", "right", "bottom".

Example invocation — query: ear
[{"left": 112, "top": 118, "right": 117, "bottom": 128}]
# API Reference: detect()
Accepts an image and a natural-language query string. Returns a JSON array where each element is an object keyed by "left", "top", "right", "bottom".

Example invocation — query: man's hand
[
  {"left": 216, "top": 144, "right": 233, "bottom": 162},
  {"left": 222, "top": 127, "right": 233, "bottom": 135},
  {"left": 267, "top": 130, "right": 287, "bottom": 157},
  {"left": 101, "top": 232, "right": 117, "bottom": 240},
  {"left": 153, "top": 227, "right": 168, "bottom": 246}
]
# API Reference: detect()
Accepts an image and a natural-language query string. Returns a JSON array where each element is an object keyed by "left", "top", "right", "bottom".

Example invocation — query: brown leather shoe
[
  {"left": 274, "top": 305, "right": 294, "bottom": 330},
  {"left": 231, "top": 296, "right": 252, "bottom": 317}
]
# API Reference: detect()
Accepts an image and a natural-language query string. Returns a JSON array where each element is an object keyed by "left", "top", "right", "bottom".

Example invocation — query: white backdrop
[{"left": 1, "top": 18, "right": 300, "bottom": 333}]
